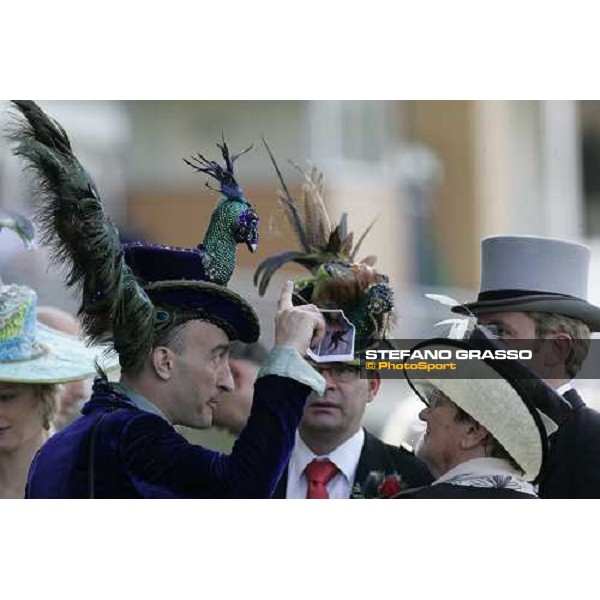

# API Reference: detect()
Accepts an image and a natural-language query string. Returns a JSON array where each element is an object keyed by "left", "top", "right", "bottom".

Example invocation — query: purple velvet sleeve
[{"left": 120, "top": 375, "right": 310, "bottom": 498}]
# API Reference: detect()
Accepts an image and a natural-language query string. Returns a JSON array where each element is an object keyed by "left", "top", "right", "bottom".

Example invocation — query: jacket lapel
[
  {"left": 274, "top": 430, "right": 385, "bottom": 499},
  {"left": 272, "top": 467, "right": 288, "bottom": 499},
  {"left": 563, "top": 388, "right": 585, "bottom": 410},
  {"left": 540, "top": 388, "right": 585, "bottom": 494},
  {"left": 352, "top": 431, "right": 385, "bottom": 497}
]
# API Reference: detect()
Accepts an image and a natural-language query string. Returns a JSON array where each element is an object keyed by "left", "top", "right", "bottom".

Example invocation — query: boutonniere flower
[
  {"left": 378, "top": 474, "right": 403, "bottom": 498},
  {"left": 351, "top": 471, "right": 405, "bottom": 499}
]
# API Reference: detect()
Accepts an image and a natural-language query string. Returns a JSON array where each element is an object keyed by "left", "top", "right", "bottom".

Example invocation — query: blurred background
[{"left": 1, "top": 100, "right": 599, "bottom": 449}]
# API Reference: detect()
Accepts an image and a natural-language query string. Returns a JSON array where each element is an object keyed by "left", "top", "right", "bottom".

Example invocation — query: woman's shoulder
[{"left": 396, "top": 483, "right": 537, "bottom": 499}]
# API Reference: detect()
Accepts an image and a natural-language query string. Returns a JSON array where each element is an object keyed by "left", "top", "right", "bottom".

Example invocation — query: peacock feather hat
[
  {"left": 254, "top": 140, "right": 395, "bottom": 360},
  {"left": 9, "top": 101, "right": 260, "bottom": 373}
]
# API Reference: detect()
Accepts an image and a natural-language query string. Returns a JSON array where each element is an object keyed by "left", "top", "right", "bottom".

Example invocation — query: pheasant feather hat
[
  {"left": 254, "top": 140, "right": 395, "bottom": 358},
  {"left": 9, "top": 101, "right": 260, "bottom": 372}
]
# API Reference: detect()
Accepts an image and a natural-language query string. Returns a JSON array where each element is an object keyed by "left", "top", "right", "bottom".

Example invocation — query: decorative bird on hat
[
  {"left": 254, "top": 138, "right": 394, "bottom": 350},
  {"left": 9, "top": 100, "right": 259, "bottom": 371},
  {"left": 183, "top": 138, "right": 259, "bottom": 285}
]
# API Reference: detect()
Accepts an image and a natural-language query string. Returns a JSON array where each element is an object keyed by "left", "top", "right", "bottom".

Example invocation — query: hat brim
[
  {"left": 404, "top": 339, "right": 547, "bottom": 482},
  {"left": 144, "top": 280, "right": 260, "bottom": 343},
  {"left": 0, "top": 323, "right": 119, "bottom": 384},
  {"left": 410, "top": 377, "right": 544, "bottom": 482},
  {"left": 452, "top": 295, "right": 600, "bottom": 331}
]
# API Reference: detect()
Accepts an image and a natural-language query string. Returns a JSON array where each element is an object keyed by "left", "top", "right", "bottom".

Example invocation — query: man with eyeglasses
[
  {"left": 396, "top": 338, "right": 550, "bottom": 499},
  {"left": 254, "top": 155, "right": 432, "bottom": 498},
  {"left": 271, "top": 357, "right": 432, "bottom": 498}
]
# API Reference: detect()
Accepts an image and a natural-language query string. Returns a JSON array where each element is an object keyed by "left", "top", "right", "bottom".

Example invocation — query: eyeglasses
[
  {"left": 423, "top": 387, "right": 452, "bottom": 409},
  {"left": 312, "top": 364, "right": 361, "bottom": 383}
]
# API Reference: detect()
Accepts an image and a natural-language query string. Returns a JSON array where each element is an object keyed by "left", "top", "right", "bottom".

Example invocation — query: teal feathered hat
[
  {"left": 0, "top": 213, "right": 118, "bottom": 383},
  {"left": 9, "top": 101, "right": 260, "bottom": 373},
  {"left": 254, "top": 140, "right": 395, "bottom": 358}
]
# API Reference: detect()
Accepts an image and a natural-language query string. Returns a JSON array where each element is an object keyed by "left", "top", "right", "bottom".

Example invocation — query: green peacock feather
[
  {"left": 9, "top": 102, "right": 260, "bottom": 369},
  {"left": 8, "top": 100, "right": 155, "bottom": 372}
]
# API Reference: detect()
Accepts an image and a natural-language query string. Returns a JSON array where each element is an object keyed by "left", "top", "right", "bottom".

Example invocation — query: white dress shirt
[{"left": 285, "top": 429, "right": 365, "bottom": 499}]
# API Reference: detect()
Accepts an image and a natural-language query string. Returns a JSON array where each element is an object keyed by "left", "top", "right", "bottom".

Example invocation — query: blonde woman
[{"left": 0, "top": 284, "right": 116, "bottom": 498}]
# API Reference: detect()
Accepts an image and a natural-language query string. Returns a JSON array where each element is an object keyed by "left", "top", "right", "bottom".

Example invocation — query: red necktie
[{"left": 305, "top": 459, "right": 339, "bottom": 499}]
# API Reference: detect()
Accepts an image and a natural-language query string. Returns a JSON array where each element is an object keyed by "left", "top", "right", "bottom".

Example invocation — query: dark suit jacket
[
  {"left": 272, "top": 429, "right": 433, "bottom": 498},
  {"left": 538, "top": 389, "right": 600, "bottom": 499}
]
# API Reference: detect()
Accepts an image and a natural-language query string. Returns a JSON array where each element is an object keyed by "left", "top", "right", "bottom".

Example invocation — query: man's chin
[
  {"left": 301, "top": 416, "right": 342, "bottom": 434},
  {"left": 199, "top": 414, "right": 214, "bottom": 429},
  {"left": 179, "top": 414, "right": 213, "bottom": 430}
]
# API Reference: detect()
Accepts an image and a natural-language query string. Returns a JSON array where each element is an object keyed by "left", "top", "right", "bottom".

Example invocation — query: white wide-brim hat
[
  {"left": 0, "top": 322, "right": 118, "bottom": 384},
  {"left": 452, "top": 235, "right": 600, "bottom": 330},
  {"left": 404, "top": 340, "right": 548, "bottom": 482}
]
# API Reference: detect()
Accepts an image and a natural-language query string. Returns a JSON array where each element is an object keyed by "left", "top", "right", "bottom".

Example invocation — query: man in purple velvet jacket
[
  {"left": 26, "top": 282, "right": 326, "bottom": 498},
  {"left": 9, "top": 100, "right": 326, "bottom": 498}
]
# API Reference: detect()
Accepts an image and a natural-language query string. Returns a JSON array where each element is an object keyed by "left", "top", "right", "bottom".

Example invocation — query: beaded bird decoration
[
  {"left": 183, "top": 139, "right": 259, "bottom": 285},
  {"left": 9, "top": 100, "right": 259, "bottom": 371},
  {"left": 254, "top": 139, "right": 394, "bottom": 352}
]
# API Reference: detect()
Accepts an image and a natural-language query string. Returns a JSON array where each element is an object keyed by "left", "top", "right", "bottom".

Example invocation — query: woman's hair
[
  {"left": 33, "top": 384, "right": 60, "bottom": 430},
  {"left": 453, "top": 404, "right": 524, "bottom": 475}
]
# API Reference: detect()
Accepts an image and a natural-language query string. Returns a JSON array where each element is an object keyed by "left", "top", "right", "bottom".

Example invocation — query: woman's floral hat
[{"left": 0, "top": 284, "right": 118, "bottom": 384}]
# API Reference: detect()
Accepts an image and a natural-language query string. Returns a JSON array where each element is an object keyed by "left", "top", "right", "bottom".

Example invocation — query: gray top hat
[{"left": 452, "top": 235, "right": 600, "bottom": 331}]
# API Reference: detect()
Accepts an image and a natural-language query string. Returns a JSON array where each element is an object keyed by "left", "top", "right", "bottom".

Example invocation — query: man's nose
[
  {"left": 218, "top": 362, "right": 235, "bottom": 393},
  {"left": 320, "top": 371, "right": 338, "bottom": 389},
  {"left": 418, "top": 407, "right": 430, "bottom": 422}
]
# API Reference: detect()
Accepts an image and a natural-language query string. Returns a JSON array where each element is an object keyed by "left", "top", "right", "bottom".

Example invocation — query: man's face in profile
[
  {"left": 477, "top": 312, "right": 537, "bottom": 340},
  {"left": 477, "top": 311, "right": 568, "bottom": 380}
]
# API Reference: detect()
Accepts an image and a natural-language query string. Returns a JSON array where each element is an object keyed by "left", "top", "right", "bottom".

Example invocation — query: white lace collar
[{"left": 434, "top": 458, "right": 537, "bottom": 496}]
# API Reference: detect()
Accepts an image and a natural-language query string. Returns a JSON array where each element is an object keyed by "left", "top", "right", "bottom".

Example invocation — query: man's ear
[
  {"left": 460, "top": 421, "right": 489, "bottom": 451},
  {"left": 546, "top": 333, "right": 573, "bottom": 369},
  {"left": 151, "top": 346, "right": 176, "bottom": 380},
  {"left": 367, "top": 371, "right": 381, "bottom": 402},
  {"left": 229, "top": 359, "right": 243, "bottom": 387}
]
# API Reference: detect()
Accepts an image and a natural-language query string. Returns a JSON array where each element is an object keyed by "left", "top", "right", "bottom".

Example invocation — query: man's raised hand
[{"left": 274, "top": 281, "right": 325, "bottom": 355}]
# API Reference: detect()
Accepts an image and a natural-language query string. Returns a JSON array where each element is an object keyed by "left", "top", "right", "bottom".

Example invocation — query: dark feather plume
[
  {"left": 253, "top": 250, "right": 317, "bottom": 296},
  {"left": 351, "top": 216, "right": 378, "bottom": 261},
  {"left": 289, "top": 160, "right": 331, "bottom": 248},
  {"left": 261, "top": 137, "right": 310, "bottom": 252},
  {"left": 9, "top": 100, "right": 154, "bottom": 372},
  {"left": 184, "top": 135, "right": 252, "bottom": 200},
  {"left": 255, "top": 141, "right": 380, "bottom": 298}
]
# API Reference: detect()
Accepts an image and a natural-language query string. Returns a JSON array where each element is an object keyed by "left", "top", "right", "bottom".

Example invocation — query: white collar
[
  {"left": 434, "top": 457, "right": 536, "bottom": 495},
  {"left": 435, "top": 457, "right": 521, "bottom": 483},
  {"left": 291, "top": 428, "right": 365, "bottom": 483},
  {"left": 111, "top": 382, "right": 170, "bottom": 423}
]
